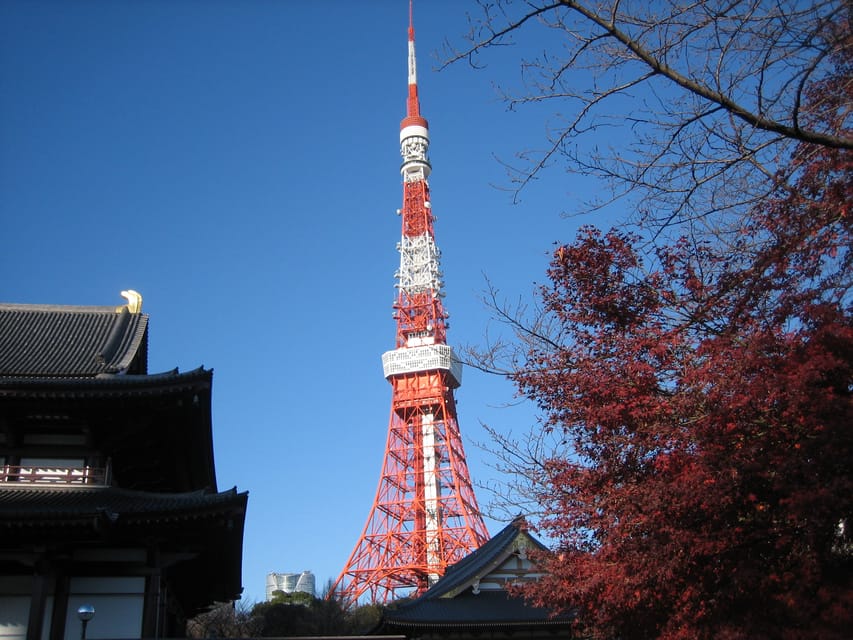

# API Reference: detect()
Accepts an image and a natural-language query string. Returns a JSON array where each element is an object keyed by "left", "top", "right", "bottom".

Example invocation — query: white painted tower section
[{"left": 421, "top": 412, "right": 441, "bottom": 584}]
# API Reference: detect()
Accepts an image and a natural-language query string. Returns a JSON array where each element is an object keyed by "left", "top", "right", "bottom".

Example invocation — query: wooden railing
[{"left": 1, "top": 465, "right": 109, "bottom": 486}]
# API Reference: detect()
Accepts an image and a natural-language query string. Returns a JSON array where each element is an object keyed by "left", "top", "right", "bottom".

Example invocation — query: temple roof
[
  {"left": 0, "top": 298, "right": 148, "bottom": 377},
  {"left": 383, "top": 591, "right": 566, "bottom": 628},
  {"left": 0, "top": 364, "right": 211, "bottom": 396},
  {"left": 0, "top": 485, "right": 246, "bottom": 523},
  {"left": 424, "top": 515, "right": 547, "bottom": 598},
  {"left": 379, "top": 517, "right": 572, "bottom": 631}
]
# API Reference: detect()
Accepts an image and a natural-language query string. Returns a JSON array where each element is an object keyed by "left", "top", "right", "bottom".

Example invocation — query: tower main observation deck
[{"left": 329, "top": 4, "right": 489, "bottom": 607}]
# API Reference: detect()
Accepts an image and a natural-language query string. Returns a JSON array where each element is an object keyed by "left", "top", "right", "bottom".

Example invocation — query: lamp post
[{"left": 77, "top": 605, "right": 94, "bottom": 640}]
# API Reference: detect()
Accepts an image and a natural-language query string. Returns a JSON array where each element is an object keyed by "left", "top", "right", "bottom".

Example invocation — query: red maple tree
[{"left": 509, "top": 31, "right": 853, "bottom": 640}]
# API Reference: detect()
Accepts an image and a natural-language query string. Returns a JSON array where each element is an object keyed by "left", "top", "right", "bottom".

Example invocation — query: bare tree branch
[{"left": 444, "top": 0, "right": 852, "bottom": 222}]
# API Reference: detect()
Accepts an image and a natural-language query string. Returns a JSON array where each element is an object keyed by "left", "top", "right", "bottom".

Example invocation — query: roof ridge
[{"left": 0, "top": 302, "right": 122, "bottom": 313}]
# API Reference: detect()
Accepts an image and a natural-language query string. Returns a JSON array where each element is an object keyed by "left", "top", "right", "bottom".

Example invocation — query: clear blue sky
[{"left": 1, "top": 0, "right": 618, "bottom": 604}]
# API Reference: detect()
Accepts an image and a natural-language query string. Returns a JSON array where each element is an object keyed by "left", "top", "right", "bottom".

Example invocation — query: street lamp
[{"left": 77, "top": 605, "right": 94, "bottom": 640}]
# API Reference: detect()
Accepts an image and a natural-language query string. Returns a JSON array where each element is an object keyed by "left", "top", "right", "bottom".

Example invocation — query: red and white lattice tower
[{"left": 330, "top": 2, "right": 489, "bottom": 607}]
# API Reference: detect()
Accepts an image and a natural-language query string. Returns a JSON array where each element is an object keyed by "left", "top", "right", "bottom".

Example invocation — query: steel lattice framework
[{"left": 330, "top": 2, "right": 488, "bottom": 608}]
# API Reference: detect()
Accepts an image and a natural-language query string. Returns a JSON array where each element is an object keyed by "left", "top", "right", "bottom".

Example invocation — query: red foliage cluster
[{"left": 513, "top": 37, "right": 852, "bottom": 640}]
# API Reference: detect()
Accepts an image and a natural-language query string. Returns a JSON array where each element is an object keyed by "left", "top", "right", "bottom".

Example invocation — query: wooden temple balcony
[{"left": 1, "top": 463, "right": 111, "bottom": 486}]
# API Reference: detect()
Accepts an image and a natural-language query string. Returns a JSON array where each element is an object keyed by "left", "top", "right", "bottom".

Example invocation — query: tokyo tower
[{"left": 330, "top": 2, "right": 489, "bottom": 607}]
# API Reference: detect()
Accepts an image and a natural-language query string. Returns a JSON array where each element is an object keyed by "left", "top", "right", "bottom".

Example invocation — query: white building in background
[{"left": 265, "top": 571, "right": 316, "bottom": 600}]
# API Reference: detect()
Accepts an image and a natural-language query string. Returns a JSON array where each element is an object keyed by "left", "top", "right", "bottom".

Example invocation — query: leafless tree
[
  {"left": 186, "top": 600, "right": 262, "bottom": 638},
  {"left": 446, "top": 0, "right": 852, "bottom": 230}
]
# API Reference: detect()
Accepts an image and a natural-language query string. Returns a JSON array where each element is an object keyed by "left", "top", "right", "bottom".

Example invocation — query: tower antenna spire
[
  {"left": 330, "top": 1, "right": 488, "bottom": 608},
  {"left": 406, "top": 0, "right": 421, "bottom": 120}
]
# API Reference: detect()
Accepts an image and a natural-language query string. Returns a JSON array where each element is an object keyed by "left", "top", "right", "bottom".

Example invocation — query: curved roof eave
[{"left": 0, "top": 366, "right": 213, "bottom": 396}]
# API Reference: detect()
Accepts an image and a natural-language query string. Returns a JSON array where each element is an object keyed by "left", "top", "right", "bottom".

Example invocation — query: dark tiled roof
[
  {"left": 0, "top": 302, "right": 148, "bottom": 377},
  {"left": 384, "top": 591, "right": 563, "bottom": 627},
  {"left": 0, "top": 485, "right": 247, "bottom": 524}
]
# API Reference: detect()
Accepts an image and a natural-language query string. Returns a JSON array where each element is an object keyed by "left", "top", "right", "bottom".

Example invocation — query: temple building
[
  {"left": 375, "top": 516, "right": 573, "bottom": 639},
  {"left": 0, "top": 291, "right": 248, "bottom": 640}
]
